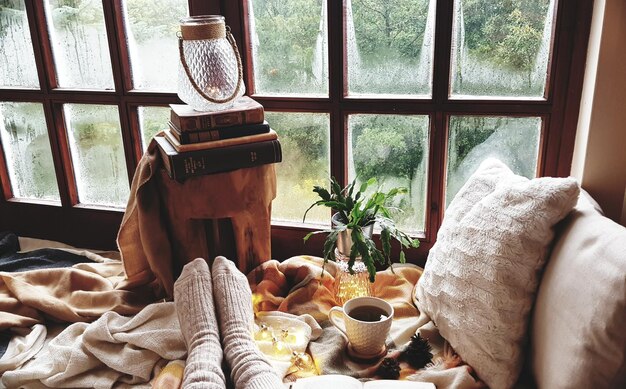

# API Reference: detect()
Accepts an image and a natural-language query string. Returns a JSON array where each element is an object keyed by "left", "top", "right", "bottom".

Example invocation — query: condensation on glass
[
  {"left": 446, "top": 116, "right": 541, "bottom": 205},
  {"left": 122, "top": 0, "right": 188, "bottom": 91},
  {"left": 0, "top": 102, "right": 60, "bottom": 201},
  {"left": 450, "top": 0, "right": 556, "bottom": 98},
  {"left": 0, "top": 1, "right": 39, "bottom": 88},
  {"left": 347, "top": 0, "right": 435, "bottom": 97},
  {"left": 64, "top": 104, "right": 129, "bottom": 207},
  {"left": 138, "top": 106, "right": 170, "bottom": 151},
  {"left": 348, "top": 114, "right": 430, "bottom": 233},
  {"left": 265, "top": 112, "right": 330, "bottom": 225},
  {"left": 44, "top": 0, "right": 114, "bottom": 89},
  {"left": 248, "top": 0, "right": 328, "bottom": 96}
]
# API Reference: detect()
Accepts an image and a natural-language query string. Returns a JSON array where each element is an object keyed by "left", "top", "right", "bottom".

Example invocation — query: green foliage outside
[{"left": 125, "top": 0, "right": 186, "bottom": 43}]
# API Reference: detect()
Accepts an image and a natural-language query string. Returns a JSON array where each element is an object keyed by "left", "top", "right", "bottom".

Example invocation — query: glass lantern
[{"left": 177, "top": 15, "right": 245, "bottom": 111}]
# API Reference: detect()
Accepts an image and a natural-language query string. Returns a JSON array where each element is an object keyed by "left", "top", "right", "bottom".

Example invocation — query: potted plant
[{"left": 302, "top": 176, "right": 419, "bottom": 283}]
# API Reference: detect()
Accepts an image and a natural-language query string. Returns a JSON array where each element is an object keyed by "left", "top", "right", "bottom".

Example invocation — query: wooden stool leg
[
  {"left": 167, "top": 215, "right": 210, "bottom": 275},
  {"left": 230, "top": 205, "right": 272, "bottom": 273}
]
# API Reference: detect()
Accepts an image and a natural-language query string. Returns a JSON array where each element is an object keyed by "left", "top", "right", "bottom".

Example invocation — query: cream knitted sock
[
  {"left": 212, "top": 256, "right": 284, "bottom": 389},
  {"left": 174, "top": 258, "right": 227, "bottom": 389}
]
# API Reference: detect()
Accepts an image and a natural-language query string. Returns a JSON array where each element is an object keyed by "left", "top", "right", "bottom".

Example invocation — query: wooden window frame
[{"left": 0, "top": 0, "right": 594, "bottom": 266}]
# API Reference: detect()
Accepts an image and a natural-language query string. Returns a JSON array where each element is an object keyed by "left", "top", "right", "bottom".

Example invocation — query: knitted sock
[
  {"left": 212, "top": 256, "right": 284, "bottom": 389},
  {"left": 174, "top": 258, "right": 227, "bottom": 389}
]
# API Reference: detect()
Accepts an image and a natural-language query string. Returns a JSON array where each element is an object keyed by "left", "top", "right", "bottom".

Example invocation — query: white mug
[{"left": 328, "top": 296, "right": 394, "bottom": 357}]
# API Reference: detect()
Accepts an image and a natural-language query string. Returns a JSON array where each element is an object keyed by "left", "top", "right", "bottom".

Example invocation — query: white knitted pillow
[{"left": 415, "top": 159, "right": 580, "bottom": 389}]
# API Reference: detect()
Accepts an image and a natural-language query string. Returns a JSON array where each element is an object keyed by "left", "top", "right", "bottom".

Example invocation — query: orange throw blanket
[{"left": 248, "top": 255, "right": 422, "bottom": 323}]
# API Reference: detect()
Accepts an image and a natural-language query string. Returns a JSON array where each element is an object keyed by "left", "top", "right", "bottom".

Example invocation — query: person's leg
[
  {"left": 174, "top": 258, "right": 227, "bottom": 389},
  {"left": 212, "top": 256, "right": 283, "bottom": 389}
]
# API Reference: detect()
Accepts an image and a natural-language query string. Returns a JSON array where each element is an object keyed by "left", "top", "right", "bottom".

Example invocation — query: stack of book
[{"left": 156, "top": 96, "right": 282, "bottom": 181}]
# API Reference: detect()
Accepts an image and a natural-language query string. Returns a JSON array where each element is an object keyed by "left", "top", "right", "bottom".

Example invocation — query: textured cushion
[
  {"left": 415, "top": 158, "right": 580, "bottom": 389},
  {"left": 531, "top": 194, "right": 626, "bottom": 389}
]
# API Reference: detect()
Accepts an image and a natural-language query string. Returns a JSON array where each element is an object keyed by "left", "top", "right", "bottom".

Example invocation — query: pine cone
[
  {"left": 401, "top": 334, "right": 433, "bottom": 369},
  {"left": 376, "top": 357, "right": 401, "bottom": 379}
]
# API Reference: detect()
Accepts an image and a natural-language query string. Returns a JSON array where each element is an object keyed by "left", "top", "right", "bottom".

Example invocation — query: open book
[{"left": 289, "top": 375, "right": 436, "bottom": 389}]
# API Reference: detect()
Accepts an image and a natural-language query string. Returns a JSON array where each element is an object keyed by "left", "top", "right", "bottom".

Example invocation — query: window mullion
[
  {"left": 42, "top": 100, "right": 73, "bottom": 207},
  {"left": 102, "top": 1, "right": 140, "bottom": 184},
  {"left": 329, "top": 0, "right": 345, "bottom": 186},
  {"left": 432, "top": 0, "right": 454, "bottom": 106},
  {"left": 49, "top": 103, "right": 79, "bottom": 206},
  {"left": 24, "top": 0, "right": 50, "bottom": 94},
  {"left": 109, "top": 0, "right": 134, "bottom": 93}
]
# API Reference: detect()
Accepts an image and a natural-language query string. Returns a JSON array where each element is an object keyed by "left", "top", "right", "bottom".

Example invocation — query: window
[
  {"left": 225, "top": 0, "right": 593, "bottom": 262},
  {"left": 0, "top": 0, "right": 593, "bottom": 262},
  {"left": 0, "top": 0, "right": 204, "bottom": 246}
]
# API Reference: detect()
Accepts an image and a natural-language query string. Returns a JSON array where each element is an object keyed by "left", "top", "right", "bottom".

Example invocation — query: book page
[
  {"left": 363, "top": 380, "right": 436, "bottom": 389},
  {"left": 291, "top": 375, "right": 362, "bottom": 389}
]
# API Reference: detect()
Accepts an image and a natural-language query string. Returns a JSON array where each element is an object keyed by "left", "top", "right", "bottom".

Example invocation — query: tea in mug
[{"left": 348, "top": 305, "right": 388, "bottom": 322}]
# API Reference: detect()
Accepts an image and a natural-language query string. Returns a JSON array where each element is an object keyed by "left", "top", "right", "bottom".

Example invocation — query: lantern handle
[{"left": 178, "top": 26, "right": 244, "bottom": 105}]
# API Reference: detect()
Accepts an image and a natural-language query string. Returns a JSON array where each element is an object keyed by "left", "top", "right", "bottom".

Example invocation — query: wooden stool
[{"left": 156, "top": 164, "right": 276, "bottom": 274}]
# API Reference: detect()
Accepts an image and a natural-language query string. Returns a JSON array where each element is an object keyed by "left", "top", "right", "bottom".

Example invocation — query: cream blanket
[{"left": 1, "top": 302, "right": 186, "bottom": 389}]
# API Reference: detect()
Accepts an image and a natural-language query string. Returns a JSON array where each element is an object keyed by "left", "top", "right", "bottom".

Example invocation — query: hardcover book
[
  {"left": 163, "top": 128, "right": 278, "bottom": 153},
  {"left": 170, "top": 96, "right": 264, "bottom": 132},
  {"left": 289, "top": 375, "right": 435, "bottom": 389},
  {"left": 168, "top": 120, "right": 271, "bottom": 144},
  {"left": 155, "top": 134, "right": 282, "bottom": 182}
]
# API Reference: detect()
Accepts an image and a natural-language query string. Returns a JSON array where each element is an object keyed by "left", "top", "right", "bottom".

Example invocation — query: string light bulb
[
  {"left": 271, "top": 336, "right": 292, "bottom": 360},
  {"left": 254, "top": 323, "right": 273, "bottom": 341},
  {"left": 291, "top": 351, "right": 316, "bottom": 372}
]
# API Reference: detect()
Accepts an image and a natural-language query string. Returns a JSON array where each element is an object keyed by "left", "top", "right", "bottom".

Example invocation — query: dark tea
[{"left": 348, "top": 305, "right": 388, "bottom": 322}]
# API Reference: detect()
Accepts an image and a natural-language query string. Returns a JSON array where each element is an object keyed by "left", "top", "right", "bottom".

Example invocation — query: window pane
[
  {"left": 123, "top": 0, "right": 187, "bottom": 91},
  {"left": 265, "top": 112, "right": 330, "bottom": 224},
  {"left": 45, "top": 0, "right": 114, "bottom": 89},
  {"left": 0, "top": 102, "right": 59, "bottom": 201},
  {"left": 138, "top": 106, "right": 169, "bottom": 151},
  {"left": 64, "top": 104, "right": 128, "bottom": 207},
  {"left": 347, "top": 0, "right": 435, "bottom": 96},
  {"left": 450, "top": 0, "right": 556, "bottom": 97},
  {"left": 0, "top": 1, "right": 39, "bottom": 88},
  {"left": 248, "top": 0, "right": 328, "bottom": 96},
  {"left": 348, "top": 114, "right": 430, "bottom": 233},
  {"left": 446, "top": 116, "right": 541, "bottom": 205}
]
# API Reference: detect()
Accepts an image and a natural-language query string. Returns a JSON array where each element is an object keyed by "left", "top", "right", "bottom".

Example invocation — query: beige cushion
[
  {"left": 531, "top": 194, "right": 626, "bottom": 388},
  {"left": 415, "top": 159, "right": 579, "bottom": 389}
]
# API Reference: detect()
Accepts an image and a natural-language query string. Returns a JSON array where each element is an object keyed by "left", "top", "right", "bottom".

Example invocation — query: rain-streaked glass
[
  {"left": 0, "top": 1, "right": 39, "bottom": 88},
  {"left": 446, "top": 116, "right": 541, "bottom": 205},
  {"left": 347, "top": 0, "right": 435, "bottom": 96},
  {"left": 0, "top": 102, "right": 59, "bottom": 201},
  {"left": 64, "top": 104, "right": 129, "bottom": 207},
  {"left": 265, "top": 112, "right": 330, "bottom": 225},
  {"left": 248, "top": 0, "right": 328, "bottom": 96},
  {"left": 138, "top": 106, "right": 170, "bottom": 151},
  {"left": 44, "top": 0, "right": 114, "bottom": 89},
  {"left": 348, "top": 114, "right": 429, "bottom": 233},
  {"left": 122, "top": 0, "right": 187, "bottom": 91},
  {"left": 450, "top": 0, "right": 556, "bottom": 97}
]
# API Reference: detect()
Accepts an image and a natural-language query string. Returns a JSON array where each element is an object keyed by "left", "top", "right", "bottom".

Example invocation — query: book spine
[
  {"left": 172, "top": 122, "right": 270, "bottom": 144},
  {"left": 166, "top": 139, "right": 282, "bottom": 181},
  {"left": 172, "top": 107, "right": 264, "bottom": 132}
]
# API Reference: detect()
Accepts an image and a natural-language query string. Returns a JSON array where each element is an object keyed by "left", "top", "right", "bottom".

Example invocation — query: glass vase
[
  {"left": 334, "top": 248, "right": 372, "bottom": 306},
  {"left": 177, "top": 15, "right": 245, "bottom": 112}
]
